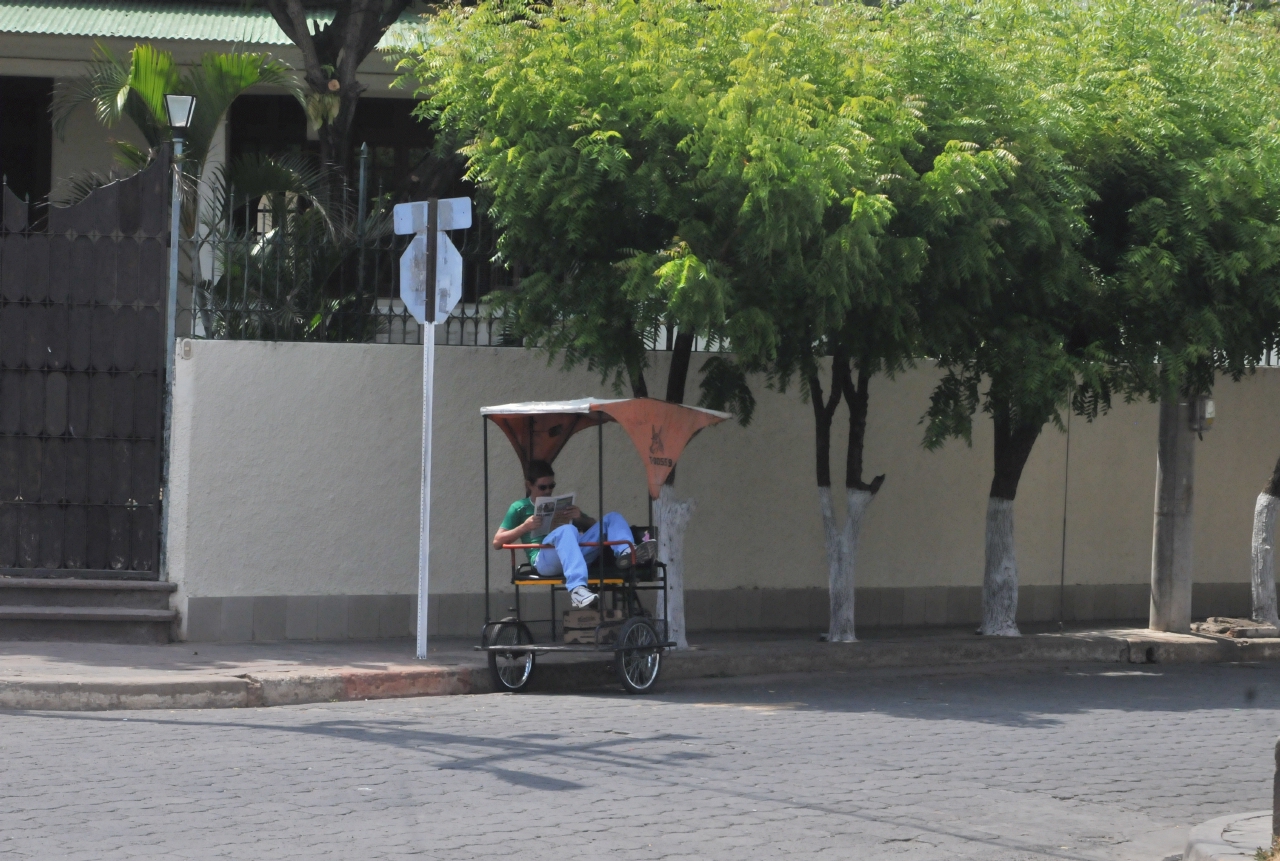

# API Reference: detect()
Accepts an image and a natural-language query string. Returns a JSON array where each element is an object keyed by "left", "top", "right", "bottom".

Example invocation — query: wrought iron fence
[
  {"left": 179, "top": 195, "right": 728, "bottom": 352},
  {"left": 179, "top": 196, "right": 520, "bottom": 347}
]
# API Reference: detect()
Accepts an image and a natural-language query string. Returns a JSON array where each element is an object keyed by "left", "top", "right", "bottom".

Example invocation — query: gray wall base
[{"left": 180, "top": 583, "right": 1254, "bottom": 643}]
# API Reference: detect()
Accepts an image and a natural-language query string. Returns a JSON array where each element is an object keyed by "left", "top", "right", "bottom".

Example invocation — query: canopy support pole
[
  {"left": 483, "top": 417, "right": 490, "bottom": 625},
  {"left": 599, "top": 421, "right": 605, "bottom": 585}
]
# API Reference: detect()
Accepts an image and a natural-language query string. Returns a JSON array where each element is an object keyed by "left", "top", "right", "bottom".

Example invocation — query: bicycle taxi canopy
[
  {"left": 477, "top": 397, "right": 729, "bottom": 693},
  {"left": 479, "top": 396, "right": 729, "bottom": 500}
]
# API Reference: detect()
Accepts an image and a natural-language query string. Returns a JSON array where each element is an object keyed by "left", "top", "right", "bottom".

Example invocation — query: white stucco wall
[{"left": 166, "top": 339, "right": 1280, "bottom": 639}]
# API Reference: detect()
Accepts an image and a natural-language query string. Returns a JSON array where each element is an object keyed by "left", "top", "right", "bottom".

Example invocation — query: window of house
[{"left": 0, "top": 77, "right": 53, "bottom": 205}]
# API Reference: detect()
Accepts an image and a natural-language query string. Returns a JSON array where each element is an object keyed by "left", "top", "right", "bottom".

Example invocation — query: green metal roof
[{"left": 0, "top": 2, "right": 420, "bottom": 47}]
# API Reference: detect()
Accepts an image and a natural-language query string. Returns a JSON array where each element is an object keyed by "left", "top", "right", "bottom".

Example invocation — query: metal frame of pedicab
[{"left": 476, "top": 397, "right": 728, "bottom": 693}]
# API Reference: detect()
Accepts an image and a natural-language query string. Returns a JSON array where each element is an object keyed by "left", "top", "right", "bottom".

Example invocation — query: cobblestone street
[{"left": 3, "top": 661, "right": 1278, "bottom": 860}]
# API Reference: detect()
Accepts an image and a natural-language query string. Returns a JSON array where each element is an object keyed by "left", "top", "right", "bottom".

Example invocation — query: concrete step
[
  {"left": 0, "top": 579, "right": 176, "bottom": 610},
  {"left": 0, "top": 605, "right": 177, "bottom": 644},
  {"left": 0, "top": 606, "right": 176, "bottom": 622},
  {"left": 0, "top": 593, "right": 177, "bottom": 642},
  {"left": 0, "top": 579, "right": 176, "bottom": 609}
]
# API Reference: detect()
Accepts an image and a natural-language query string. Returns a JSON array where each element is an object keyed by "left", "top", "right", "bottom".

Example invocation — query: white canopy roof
[{"left": 480, "top": 397, "right": 729, "bottom": 420}]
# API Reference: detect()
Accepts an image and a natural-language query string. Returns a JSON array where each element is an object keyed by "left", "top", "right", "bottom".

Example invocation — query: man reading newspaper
[{"left": 492, "top": 459, "right": 657, "bottom": 608}]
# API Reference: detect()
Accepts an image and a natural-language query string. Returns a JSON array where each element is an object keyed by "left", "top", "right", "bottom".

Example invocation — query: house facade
[{"left": 0, "top": 1, "right": 435, "bottom": 205}]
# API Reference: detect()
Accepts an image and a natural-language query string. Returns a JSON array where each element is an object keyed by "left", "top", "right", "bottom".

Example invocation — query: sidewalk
[
  {"left": 1184, "top": 812, "right": 1271, "bottom": 861},
  {"left": 2, "top": 623, "right": 1278, "bottom": 711}
]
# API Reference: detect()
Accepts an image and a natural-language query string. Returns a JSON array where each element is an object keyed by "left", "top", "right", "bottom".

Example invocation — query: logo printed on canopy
[{"left": 594, "top": 400, "right": 720, "bottom": 498}]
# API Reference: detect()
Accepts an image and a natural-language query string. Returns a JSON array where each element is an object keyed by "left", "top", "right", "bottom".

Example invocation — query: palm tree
[{"left": 53, "top": 42, "right": 302, "bottom": 195}]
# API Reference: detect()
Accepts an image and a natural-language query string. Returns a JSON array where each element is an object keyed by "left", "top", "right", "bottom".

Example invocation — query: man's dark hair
[{"left": 525, "top": 460, "right": 555, "bottom": 483}]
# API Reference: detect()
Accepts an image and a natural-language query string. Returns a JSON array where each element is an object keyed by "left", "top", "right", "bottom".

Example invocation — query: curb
[
  {"left": 1185, "top": 811, "right": 1270, "bottom": 861},
  {"left": 3, "top": 630, "right": 1278, "bottom": 711}
]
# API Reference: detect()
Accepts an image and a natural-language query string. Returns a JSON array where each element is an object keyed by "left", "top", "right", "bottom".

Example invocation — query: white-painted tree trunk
[
  {"left": 818, "top": 487, "right": 873, "bottom": 642},
  {"left": 982, "top": 497, "right": 1020, "bottom": 636},
  {"left": 1252, "top": 492, "right": 1280, "bottom": 627},
  {"left": 655, "top": 483, "right": 694, "bottom": 650}
]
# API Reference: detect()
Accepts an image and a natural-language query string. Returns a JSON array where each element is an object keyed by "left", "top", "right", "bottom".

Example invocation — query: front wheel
[
  {"left": 487, "top": 621, "right": 536, "bottom": 692},
  {"left": 615, "top": 617, "right": 662, "bottom": 694}
]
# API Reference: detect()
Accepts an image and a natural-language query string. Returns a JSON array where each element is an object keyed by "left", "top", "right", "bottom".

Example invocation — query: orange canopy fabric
[{"left": 480, "top": 398, "right": 729, "bottom": 499}]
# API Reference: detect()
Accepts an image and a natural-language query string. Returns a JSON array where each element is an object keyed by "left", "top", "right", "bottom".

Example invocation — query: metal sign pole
[
  {"left": 416, "top": 199, "right": 438, "bottom": 660},
  {"left": 417, "top": 321, "right": 436, "bottom": 659},
  {"left": 394, "top": 195, "right": 469, "bottom": 661}
]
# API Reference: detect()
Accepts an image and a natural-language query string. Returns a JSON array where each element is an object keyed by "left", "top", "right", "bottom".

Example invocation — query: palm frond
[
  {"left": 202, "top": 152, "right": 353, "bottom": 238},
  {"left": 51, "top": 42, "right": 131, "bottom": 138},
  {"left": 122, "top": 43, "right": 180, "bottom": 148},
  {"left": 183, "top": 52, "right": 302, "bottom": 170}
]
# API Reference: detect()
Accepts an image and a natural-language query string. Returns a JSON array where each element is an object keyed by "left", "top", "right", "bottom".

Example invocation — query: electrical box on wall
[{"left": 1193, "top": 396, "right": 1215, "bottom": 434}]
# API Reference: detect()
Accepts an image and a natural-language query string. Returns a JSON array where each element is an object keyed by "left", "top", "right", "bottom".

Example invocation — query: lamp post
[{"left": 159, "top": 94, "right": 195, "bottom": 582}]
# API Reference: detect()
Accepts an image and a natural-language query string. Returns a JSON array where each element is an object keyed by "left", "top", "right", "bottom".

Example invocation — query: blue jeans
[{"left": 534, "top": 512, "right": 635, "bottom": 590}]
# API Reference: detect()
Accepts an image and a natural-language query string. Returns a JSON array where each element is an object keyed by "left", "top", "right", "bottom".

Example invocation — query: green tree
[
  {"left": 1051, "top": 0, "right": 1280, "bottom": 632},
  {"left": 872, "top": 0, "right": 1113, "bottom": 638},
  {"left": 397, "top": 0, "right": 917, "bottom": 644},
  {"left": 396, "top": 0, "right": 733, "bottom": 645}
]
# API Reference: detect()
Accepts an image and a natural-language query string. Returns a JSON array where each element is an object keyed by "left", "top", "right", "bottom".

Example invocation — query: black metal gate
[{"left": 0, "top": 158, "right": 168, "bottom": 579}]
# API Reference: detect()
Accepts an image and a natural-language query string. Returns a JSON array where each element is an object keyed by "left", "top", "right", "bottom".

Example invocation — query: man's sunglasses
[{"left": 534, "top": 481, "right": 556, "bottom": 491}]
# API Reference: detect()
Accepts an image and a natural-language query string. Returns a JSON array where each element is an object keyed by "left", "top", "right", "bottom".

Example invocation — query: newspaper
[{"left": 530, "top": 492, "right": 576, "bottom": 543}]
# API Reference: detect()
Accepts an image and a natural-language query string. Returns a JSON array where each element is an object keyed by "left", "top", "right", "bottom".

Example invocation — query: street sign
[
  {"left": 392, "top": 197, "right": 473, "bottom": 661},
  {"left": 394, "top": 197, "right": 472, "bottom": 234},
  {"left": 398, "top": 233, "right": 429, "bottom": 325},
  {"left": 394, "top": 197, "right": 472, "bottom": 325},
  {"left": 434, "top": 227, "right": 463, "bottom": 325}
]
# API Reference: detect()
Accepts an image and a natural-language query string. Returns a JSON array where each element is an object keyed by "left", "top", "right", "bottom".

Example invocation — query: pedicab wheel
[
  {"left": 488, "top": 621, "right": 536, "bottom": 692},
  {"left": 615, "top": 617, "right": 662, "bottom": 694}
]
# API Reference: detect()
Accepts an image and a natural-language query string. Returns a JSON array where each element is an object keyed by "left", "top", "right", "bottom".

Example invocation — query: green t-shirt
[{"left": 500, "top": 497, "right": 540, "bottom": 563}]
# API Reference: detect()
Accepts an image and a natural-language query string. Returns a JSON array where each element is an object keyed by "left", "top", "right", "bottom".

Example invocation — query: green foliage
[
  {"left": 697, "top": 356, "right": 756, "bottom": 426},
  {"left": 1056, "top": 0, "right": 1280, "bottom": 400},
  {"left": 53, "top": 43, "right": 301, "bottom": 188},
  {"left": 399, "top": 0, "right": 1280, "bottom": 477},
  {"left": 902, "top": 0, "right": 1280, "bottom": 462},
  {"left": 394, "top": 0, "right": 920, "bottom": 408}
]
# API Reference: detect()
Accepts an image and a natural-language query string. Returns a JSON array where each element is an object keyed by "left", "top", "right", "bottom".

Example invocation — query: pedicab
[{"left": 477, "top": 397, "right": 728, "bottom": 693}]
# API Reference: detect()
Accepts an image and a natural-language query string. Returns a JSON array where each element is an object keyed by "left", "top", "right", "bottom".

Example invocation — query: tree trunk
[
  {"left": 651, "top": 330, "right": 696, "bottom": 646},
  {"left": 982, "top": 498, "right": 1020, "bottom": 635},
  {"left": 822, "top": 487, "right": 873, "bottom": 642},
  {"left": 1150, "top": 395, "right": 1195, "bottom": 633},
  {"left": 665, "top": 331, "right": 695, "bottom": 404},
  {"left": 1252, "top": 457, "right": 1280, "bottom": 626},
  {"left": 822, "top": 362, "right": 884, "bottom": 642},
  {"left": 263, "top": 0, "right": 410, "bottom": 185},
  {"left": 655, "top": 483, "right": 694, "bottom": 649},
  {"left": 982, "top": 409, "right": 1041, "bottom": 637}
]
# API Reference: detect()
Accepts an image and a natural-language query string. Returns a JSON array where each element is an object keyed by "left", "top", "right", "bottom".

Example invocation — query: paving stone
[{"left": 0, "top": 663, "right": 1276, "bottom": 858}]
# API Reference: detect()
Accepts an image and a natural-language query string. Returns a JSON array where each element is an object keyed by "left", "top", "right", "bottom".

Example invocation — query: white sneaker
[
  {"left": 569, "top": 585, "right": 598, "bottom": 609},
  {"left": 617, "top": 539, "right": 657, "bottom": 569}
]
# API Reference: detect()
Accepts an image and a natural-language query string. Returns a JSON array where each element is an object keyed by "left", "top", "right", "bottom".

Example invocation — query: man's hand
[
  {"left": 520, "top": 514, "right": 540, "bottom": 534},
  {"left": 567, "top": 506, "right": 596, "bottom": 530}
]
